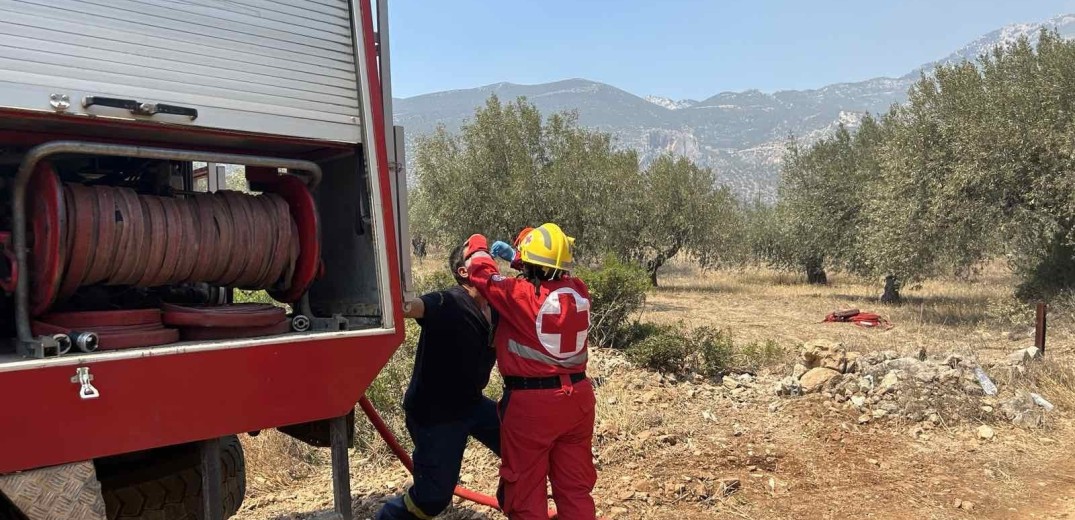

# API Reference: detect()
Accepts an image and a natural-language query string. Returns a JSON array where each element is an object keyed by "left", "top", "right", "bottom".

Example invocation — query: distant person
[
  {"left": 411, "top": 236, "right": 427, "bottom": 262},
  {"left": 464, "top": 224, "right": 597, "bottom": 520},
  {"left": 376, "top": 245, "right": 500, "bottom": 520}
]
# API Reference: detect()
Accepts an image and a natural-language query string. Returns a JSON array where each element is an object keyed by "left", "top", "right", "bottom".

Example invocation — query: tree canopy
[
  {"left": 776, "top": 30, "right": 1075, "bottom": 301},
  {"left": 410, "top": 95, "right": 739, "bottom": 285}
]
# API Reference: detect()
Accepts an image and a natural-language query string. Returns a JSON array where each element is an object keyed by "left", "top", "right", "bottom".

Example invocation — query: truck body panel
[{"left": 0, "top": 328, "right": 401, "bottom": 474}]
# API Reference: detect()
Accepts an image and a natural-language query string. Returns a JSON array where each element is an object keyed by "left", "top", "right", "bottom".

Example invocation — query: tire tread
[{"left": 101, "top": 436, "right": 245, "bottom": 520}]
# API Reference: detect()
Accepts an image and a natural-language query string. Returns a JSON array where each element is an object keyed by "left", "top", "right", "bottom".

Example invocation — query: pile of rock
[{"left": 773, "top": 340, "right": 1052, "bottom": 427}]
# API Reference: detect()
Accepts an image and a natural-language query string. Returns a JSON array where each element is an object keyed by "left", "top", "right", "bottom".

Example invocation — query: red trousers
[{"left": 498, "top": 379, "right": 597, "bottom": 520}]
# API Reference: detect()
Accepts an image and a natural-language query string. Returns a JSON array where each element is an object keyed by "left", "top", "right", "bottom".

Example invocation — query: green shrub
[
  {"left": 736, "top": 339, "right": 785, "bottom": 372},
  {"left": 356, "top": 319, "right": 419, "bottom": 453},
  {"left": 615, "top": 321, "right": 666, "bottom": 348},
  {"left": 414, "top": 270, "right": 457, "bottom": 295},
  {"left": 626, "top": 323, "right": 690, "bottom": 373},
  {"left": 233, "top": 289, "right": 292, "bottom": 314},
  {"left": 576, "top": 256, "right": 650, "bottom": 348},
  {"left": 985, "top": 294, "right": 1036, "bottom": 327},
  {"left": 234, "top": 289, "right": 281, "bottom": 305},
  {"left": 694, "top": 326, "right": 734, "bottom": 377},
  {"left": 624, "top": 321, "right": 784, "bottom": 376}
]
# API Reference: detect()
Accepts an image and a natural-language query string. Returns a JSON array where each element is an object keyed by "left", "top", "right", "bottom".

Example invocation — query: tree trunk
[
  {"left": 646, "top": 257, "right": 664, "bottom": 287},
  {"left": 804, "top": 257, "right": 828, "bottom": 285},
  {"left": 1015, "top": 226, "right": 1075, "bottom": 302},
  {"left": 880, "top": 274, "right": 901, "bottom": 305},
  {"left": 644, "top": 241, "right": 682, "bottom": 288}
]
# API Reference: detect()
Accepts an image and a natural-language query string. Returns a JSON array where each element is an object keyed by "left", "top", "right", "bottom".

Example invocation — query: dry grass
[
  {"left": 241, "top": 430, "right": 325, "bottom": 497},
  {"left": 647, "top": 259, "right": 1075, "bottom": 365},
  {"left": 1036, "top": 363, "right": 1075, "bottom": 412}
]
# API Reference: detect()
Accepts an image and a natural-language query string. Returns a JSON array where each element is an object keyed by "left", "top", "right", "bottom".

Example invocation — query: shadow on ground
[
  {"left": 267, "top": 492, "right": 494, "bottom": 520},
  {"left": 652, "top": 282, "right": 743, "bottom": 294},
  {"left": 646, "top": 300, "right": 690, "bottom": 313}
]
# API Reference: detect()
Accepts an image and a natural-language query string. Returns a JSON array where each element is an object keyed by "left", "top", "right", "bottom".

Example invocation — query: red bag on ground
[{"left": 823, "top": 309, "right": 892, "bottom": 329}]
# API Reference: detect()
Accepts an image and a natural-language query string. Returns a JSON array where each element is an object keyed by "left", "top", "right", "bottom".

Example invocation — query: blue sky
[{"left": 388, "top": 0, "right": 1075, "bottom": 100}]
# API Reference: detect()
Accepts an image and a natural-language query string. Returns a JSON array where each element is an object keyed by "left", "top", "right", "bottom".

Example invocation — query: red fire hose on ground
[{"left": 358, "top": 396, "right": 560, "bottom": 518}]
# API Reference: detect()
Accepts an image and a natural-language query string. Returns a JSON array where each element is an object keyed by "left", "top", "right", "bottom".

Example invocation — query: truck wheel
[
  {"left": 0, "top": 492, "right": 24, "bottom": 520},
  {"left": 97, "top": 435, "right": 246, "bottom": 520}
]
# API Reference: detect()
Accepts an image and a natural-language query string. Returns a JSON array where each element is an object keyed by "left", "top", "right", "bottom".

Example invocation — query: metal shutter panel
[{"left": 0, "top": 0, "right": 362, "bottom": 142}]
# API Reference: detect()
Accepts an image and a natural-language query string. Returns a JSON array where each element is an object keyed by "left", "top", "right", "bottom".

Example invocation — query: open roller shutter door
[{"left": 0, "top": 0, "right": 362, "bottom": 142}]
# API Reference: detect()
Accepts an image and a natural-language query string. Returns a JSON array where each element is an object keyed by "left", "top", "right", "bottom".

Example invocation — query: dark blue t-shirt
[{"left": 403, "top": 286, "right": 498, "bottom": 423}]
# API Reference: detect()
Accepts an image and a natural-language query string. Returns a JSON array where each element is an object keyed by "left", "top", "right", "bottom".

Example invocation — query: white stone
[{"left": 879, "top": 371, "right": 901, "bottom": 394}]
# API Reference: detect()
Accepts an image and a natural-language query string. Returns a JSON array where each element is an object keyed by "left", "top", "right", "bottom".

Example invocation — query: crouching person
[{"left": 376, "top": 245, "right": 500, "bottom": 520}]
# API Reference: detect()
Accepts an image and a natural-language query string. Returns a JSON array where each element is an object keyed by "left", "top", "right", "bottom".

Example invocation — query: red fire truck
[{"left": 0, "top": 1, "right": 411, "bottom": 518}]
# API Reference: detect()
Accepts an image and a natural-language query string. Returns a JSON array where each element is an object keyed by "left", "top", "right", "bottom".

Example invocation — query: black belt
[{"left": 503, "top": 372, "right": 587, "bottom": 390}]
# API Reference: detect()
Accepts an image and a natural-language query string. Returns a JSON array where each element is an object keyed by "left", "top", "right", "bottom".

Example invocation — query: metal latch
[
  {"left": 83, "top": 96, "right": 198, "bottom": 120},
  {"left": 70, "top": 367, "right": 100, "bottom": 400}
]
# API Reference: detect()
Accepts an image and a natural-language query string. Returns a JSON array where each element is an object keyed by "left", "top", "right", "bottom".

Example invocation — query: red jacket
[{"left": 468, "top": 254, "right": 591, "bottom": 378}]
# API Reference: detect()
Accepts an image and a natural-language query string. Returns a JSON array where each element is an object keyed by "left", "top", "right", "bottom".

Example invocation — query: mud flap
[{"left": 0, "top": 460, "right": 106, "bottom": 520}]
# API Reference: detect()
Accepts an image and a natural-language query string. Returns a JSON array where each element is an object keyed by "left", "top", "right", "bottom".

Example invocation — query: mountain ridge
[{"left": 394, "top": 14, "right": 1075, "bottom": 201}]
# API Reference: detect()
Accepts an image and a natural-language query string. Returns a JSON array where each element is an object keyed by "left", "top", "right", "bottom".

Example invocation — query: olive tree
[
  {"left": 777, "top": 30, "right": 1075, "bottom": 303},
  {"left": 777, "top": 119, "right": 880, "bottom": 285},
  {"left": 410, "top": 96, "right": 742, "bottom": 285},
  {"left": 410, "top": 95, "right": 641, "bottom": 256},
  {"left": 632, "top": 154, "right": 741, "bottom": 286}
]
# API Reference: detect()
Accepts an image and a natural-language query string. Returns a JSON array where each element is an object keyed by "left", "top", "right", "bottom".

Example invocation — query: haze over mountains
[{"left": 394, "top": 14, "right": 1075, "bottom": 201}]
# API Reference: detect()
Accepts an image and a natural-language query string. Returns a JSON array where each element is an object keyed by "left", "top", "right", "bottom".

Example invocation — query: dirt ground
[{"left": 234, "top": 264, "right": 1075, "bottom": 520}]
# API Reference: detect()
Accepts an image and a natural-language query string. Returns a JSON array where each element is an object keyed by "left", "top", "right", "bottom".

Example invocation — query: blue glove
[{"left": 490, "top": 240, "right": 516, "bottom": 262}]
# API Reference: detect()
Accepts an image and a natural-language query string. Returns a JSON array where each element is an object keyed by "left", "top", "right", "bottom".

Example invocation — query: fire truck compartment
[{"left": 0, "top": 145, "right": 392, "bottom": 364}]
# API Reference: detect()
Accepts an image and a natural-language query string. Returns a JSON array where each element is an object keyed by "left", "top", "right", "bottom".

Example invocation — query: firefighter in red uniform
[{"left": 464, "top": 223, "right": 597, "bottom": 520}]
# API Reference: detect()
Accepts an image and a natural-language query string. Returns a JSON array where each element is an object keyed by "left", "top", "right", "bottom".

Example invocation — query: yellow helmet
[{"left": 519, "top": 223, "right": 575, "bottom": 271}]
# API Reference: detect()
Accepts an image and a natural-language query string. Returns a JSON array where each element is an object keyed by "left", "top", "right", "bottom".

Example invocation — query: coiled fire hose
[
  {"left": 27, "top": 163, "right": 320, "bottom": 317},
  {"left": 32, "top": 309, "right": 178, "bottom": 351},
  {"left": 30, "top": 304, "right": 291, "bottom": 350},
  {"left": 162, "top": 303, "right": 290, "bottom": 341},
  {"left": 358, "top": 397, "right": 559, "bottom": 518},
  {"left": 58, "top": 184, "right": 299, "bottom": 302}
]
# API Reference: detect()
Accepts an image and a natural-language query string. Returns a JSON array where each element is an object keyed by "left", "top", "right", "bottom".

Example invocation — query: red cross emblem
[{"left": 536, "top": 288, "right": 590, "bottom": 358}]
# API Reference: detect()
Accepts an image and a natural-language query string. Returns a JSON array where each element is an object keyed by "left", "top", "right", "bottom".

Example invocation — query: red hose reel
[
  {"left": 25, "top": 162, "right": 320, "bottom": 316},
  {"left": 22, "top": 161, "right": 319, "bottom": 351}
]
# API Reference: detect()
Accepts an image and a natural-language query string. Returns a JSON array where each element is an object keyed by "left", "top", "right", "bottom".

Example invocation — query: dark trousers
[{"left": 376, "top": 397, "right": 501, "bottom": 520}]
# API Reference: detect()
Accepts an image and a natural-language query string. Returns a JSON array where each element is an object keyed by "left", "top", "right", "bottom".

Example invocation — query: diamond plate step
[{"left": 0, "top": 460, "right": 107, "bottom": 520}]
